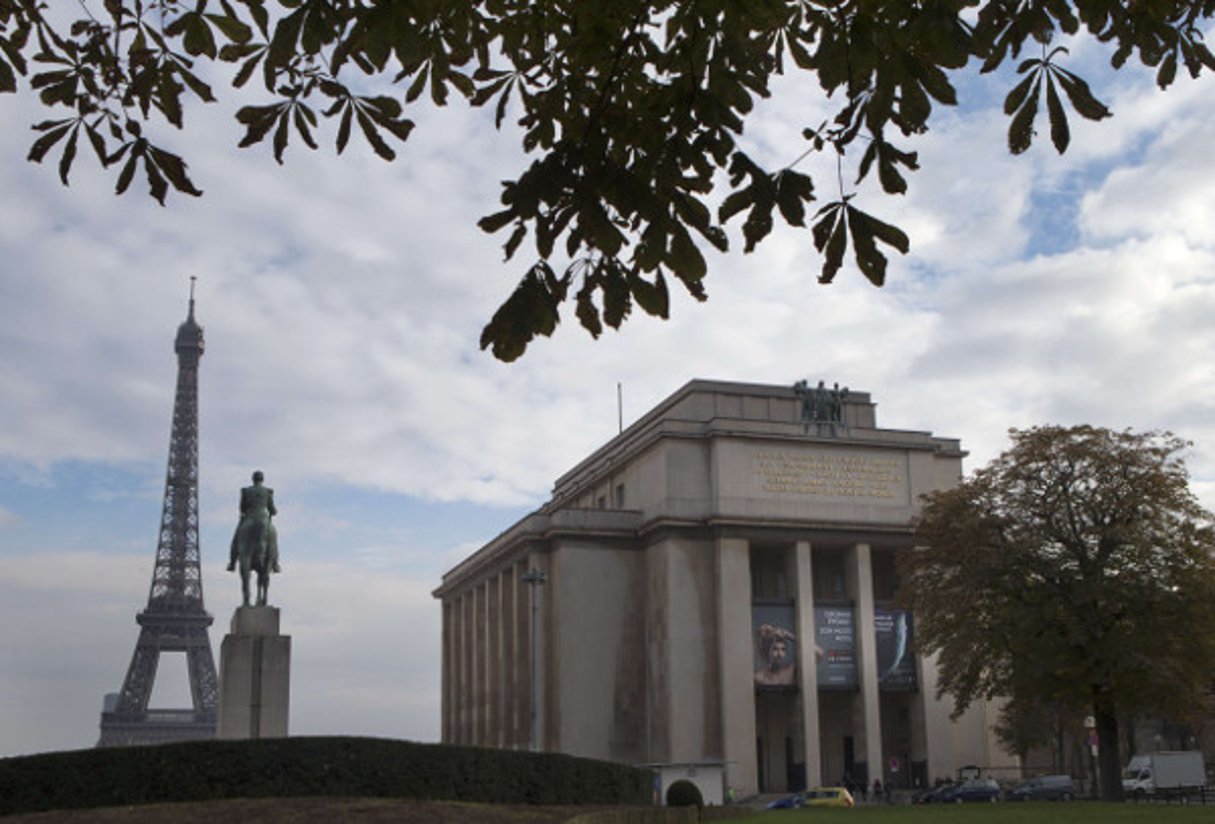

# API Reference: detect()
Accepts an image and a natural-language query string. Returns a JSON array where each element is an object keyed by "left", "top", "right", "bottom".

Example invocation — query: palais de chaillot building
[{"left": 433, "top": 380, "right": 1005, "bottom": 801}]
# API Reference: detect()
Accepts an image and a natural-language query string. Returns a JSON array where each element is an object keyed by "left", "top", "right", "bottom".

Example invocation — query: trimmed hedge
[{"left": 0, "top": 736, "right": 651, "bottom": 816}]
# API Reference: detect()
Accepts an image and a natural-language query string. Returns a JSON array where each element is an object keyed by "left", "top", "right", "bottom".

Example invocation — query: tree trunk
[
  {"left": 1123, "top": 716, "right": 1137, "bottom": 759},
  {"left": 1054, "top": 718, "right": 1065, "bottom": 773},
  {"left": 1093, "top": 689, "right": 1123, "bottom": 801}
]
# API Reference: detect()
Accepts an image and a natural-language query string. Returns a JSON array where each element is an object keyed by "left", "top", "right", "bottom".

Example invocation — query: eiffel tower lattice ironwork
[{"left": 98, "top": 283, "right": 220, "bottom": 746}]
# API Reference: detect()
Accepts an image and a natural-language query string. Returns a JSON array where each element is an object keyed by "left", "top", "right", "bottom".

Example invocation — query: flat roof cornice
[
  {"left": 550, "top": 379, "right": 962, "bottom": 506},
  {"left": 433, "top": 508, "right": 643, "bottom": 598}
]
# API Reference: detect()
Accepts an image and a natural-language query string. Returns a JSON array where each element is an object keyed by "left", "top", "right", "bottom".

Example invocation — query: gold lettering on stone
[{"left": 753, "top": 450, "right": 902, "bottom": 499}]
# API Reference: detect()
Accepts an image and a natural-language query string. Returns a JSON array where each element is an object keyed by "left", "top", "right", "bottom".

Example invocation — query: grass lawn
[{"left": 716, "top": 802, "right": 1215, "bottom": 824}]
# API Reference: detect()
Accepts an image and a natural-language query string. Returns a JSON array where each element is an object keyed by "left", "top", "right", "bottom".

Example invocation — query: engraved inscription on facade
[{"left": 753, "top": 449, "right": 904, "bottom": 500}]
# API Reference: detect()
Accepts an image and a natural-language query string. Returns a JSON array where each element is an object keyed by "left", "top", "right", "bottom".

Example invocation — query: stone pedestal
[{"left": 217, "top": 606, "right": 291, "bottom": 740}]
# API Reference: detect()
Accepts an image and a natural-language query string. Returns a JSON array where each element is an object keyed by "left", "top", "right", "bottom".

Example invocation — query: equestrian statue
[{"left": 227, "top": 470, "right": 281, "bottom": 607}]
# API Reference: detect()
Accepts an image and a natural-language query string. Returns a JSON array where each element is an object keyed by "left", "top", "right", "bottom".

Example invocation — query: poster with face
[
  {"left": 752, "top": 603, "right": 797, "bottom": 687},
  {"left": 875, "top": 606, "right": 917, "bottom": 691},
  {"left": 815, "top": 605, "right": 857, "bottom": 689}
]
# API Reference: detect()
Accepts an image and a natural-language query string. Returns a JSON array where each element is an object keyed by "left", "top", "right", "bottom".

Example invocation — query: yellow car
[{"left": 801, "top": 787, "right": 856, "bottom": 808}]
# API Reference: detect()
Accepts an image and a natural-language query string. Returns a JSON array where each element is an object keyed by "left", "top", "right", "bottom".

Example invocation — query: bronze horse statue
[{"left": 227, "top": 471, "right": 280, "bottom": 606}]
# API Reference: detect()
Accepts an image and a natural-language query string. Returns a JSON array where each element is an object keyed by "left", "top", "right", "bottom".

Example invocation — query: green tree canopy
[
  {"left": 903, "top": 425, "right": 1215, "bottom": 800},
  {"left": 2, "top": 2, "right": 1213, "bottom": 358}
]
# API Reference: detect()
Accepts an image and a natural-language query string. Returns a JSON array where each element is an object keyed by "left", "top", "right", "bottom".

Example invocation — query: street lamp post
[{"left": 520, "top": 568, "right": 547, "bottom": 752}]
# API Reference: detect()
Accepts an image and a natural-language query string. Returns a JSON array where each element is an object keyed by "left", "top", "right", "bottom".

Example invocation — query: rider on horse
[{"left": 227, "top": 470, "right": 280, "bottom": 606}]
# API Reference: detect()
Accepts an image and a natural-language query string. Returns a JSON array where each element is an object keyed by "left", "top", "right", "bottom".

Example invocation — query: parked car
[
  {"left": 1007, "top": 774, "right": 1075, "bottom": 801},
  {"left": 802, "top": 787, "right": 855, "bottom": 808},
  {"left": 938, "top": 778, "right": 1000, "bottom": 803},
  {"left": 765, "top": 793, "right": 802, "bottom": 809},
  {"left": 766, "top": 786, "right": 856, "bottom": 810},
  {"left": 913, "top": 783, "right": 957, "bottom": 804}
]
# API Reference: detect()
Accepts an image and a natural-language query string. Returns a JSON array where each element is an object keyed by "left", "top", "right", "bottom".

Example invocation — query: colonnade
[
  {"left": 440, "top": 535, "right": 945, "bottom": 788},
  {"left": 719, "top": 536, "right": 932, "bottom": 796},
  {"left": 441, "top": 556, "right": 542, "bottom": 748}
]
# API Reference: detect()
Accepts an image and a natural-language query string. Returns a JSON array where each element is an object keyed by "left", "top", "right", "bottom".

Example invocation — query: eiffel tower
[{"left": 98, "top": 281, "right": 220, "bottom": 746}]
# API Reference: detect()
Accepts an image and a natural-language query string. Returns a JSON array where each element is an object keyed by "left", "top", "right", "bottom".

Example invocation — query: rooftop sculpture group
[{"left": 793, "top": 379, "right": 849, "bottom": 434}]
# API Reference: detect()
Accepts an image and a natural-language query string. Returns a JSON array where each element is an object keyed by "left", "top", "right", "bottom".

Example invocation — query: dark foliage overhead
[{"left": 2, "top": 2, "right": 1213, "bottom": 358}]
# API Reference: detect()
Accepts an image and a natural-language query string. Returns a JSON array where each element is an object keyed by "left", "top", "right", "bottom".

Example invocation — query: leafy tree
[
  {"left": 2, "top": 3, "right": 1213, "bottom": 359},
  {"left": 993, "top": 694, "right": 1083, "bottom": 774},
  {"left": 902, "top": 426, "right": 1215, "bottom": 800}
]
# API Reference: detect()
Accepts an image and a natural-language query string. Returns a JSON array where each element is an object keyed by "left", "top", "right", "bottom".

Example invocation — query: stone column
[
  {"left": 793, "top": 540, "right": 822, "bottom": 786},
  {"left": 452, "top": 592, "right": 461, "bottom": 744},
  {"left": 514, "top": 561, "right": 530, "bottom": 749},
  {"left": 526, "top": 550, "right": 549, "bottom": 752},
  {"left": 461, "top": 590, "right": 474, "bottom": 744},
  {"left": 717, "top": 536, "right": 757, "bottom": 797},
  {"left": 488, "top": 573, "right": 501, "bottom": 747},
  {"left": 500, "top": 566, "right": 517, "bottom": 749},
  {"left": 441, "top": 600, "right": 452, "bottom": 742},
  {"left": 918, "top": 648, "right": 955, "bottom": 782},
  {"left": 217, "top": 606, "right": 291, "bottom": 740},
  {"left": 474, "top": 581, "right": 487, "bottom": 745},
  {"left": 848, "top": 542, "right": 883, "bottom": 783}
]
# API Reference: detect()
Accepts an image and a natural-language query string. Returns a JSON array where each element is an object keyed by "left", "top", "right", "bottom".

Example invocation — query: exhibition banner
[
  {"left": 875, "top": 606, "right": 917, "bottom": 691},
  {"left": 815, "top": 605, "right": 857, "bottom": 689},
  {"left": 751, "top": 603, "right": 916, "bottom": 691},
  {"left": 752, "top": 602, "right": 798, "bottom": 687}
]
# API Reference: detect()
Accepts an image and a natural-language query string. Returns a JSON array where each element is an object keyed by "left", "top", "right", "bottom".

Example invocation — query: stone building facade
[{"left": 433, "top": 380, "right": 1006, "bottom": 797}]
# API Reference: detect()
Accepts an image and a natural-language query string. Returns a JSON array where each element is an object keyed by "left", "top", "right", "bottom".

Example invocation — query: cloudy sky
[{"left": 2, "top": 24, "right": 1214, "bottom": 758}]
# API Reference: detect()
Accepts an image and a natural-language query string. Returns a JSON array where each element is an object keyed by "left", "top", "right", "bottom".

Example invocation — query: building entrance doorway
[{"left": 755, "top": 690, "right": 802, "bottom": 793}]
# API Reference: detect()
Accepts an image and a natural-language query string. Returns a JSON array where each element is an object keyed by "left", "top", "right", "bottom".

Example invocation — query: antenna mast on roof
[{"left": 617, "top": 383, "right": 623, "bottom": 434}]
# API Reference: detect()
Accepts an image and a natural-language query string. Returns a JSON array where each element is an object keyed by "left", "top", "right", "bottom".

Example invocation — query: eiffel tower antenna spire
[{"left": 98, "top": 283, "right": 219, "bottom": 746}]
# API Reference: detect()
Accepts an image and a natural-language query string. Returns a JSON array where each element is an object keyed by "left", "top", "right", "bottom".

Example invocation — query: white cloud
[
  {"left": 0, "top": 551, "right": 439, "bottom": 756},
  {"left": 1078, "top": 101, "right": 1215, "bottom": 248},
  {"left": 900, "top": 236, "right": 1215, "bottom": 448},
  {"left": 268, "top": 560, "right": 441, "bottom": 741},
  {"left": 0, "top": 552, "right": 151, "bottom": 755},
  {"left": 3, "top": 46, "right": 1211, "bottom": 508}
]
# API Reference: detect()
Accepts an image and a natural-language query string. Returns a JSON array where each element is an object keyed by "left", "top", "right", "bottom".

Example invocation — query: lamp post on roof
[{"left": 521, "top": 568, "right": 547, "bottom": 752}]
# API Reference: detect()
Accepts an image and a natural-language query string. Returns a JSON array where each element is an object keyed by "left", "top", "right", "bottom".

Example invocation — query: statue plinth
[{"left": 217, "top": 606, "right": 291, "bottom": 740}]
